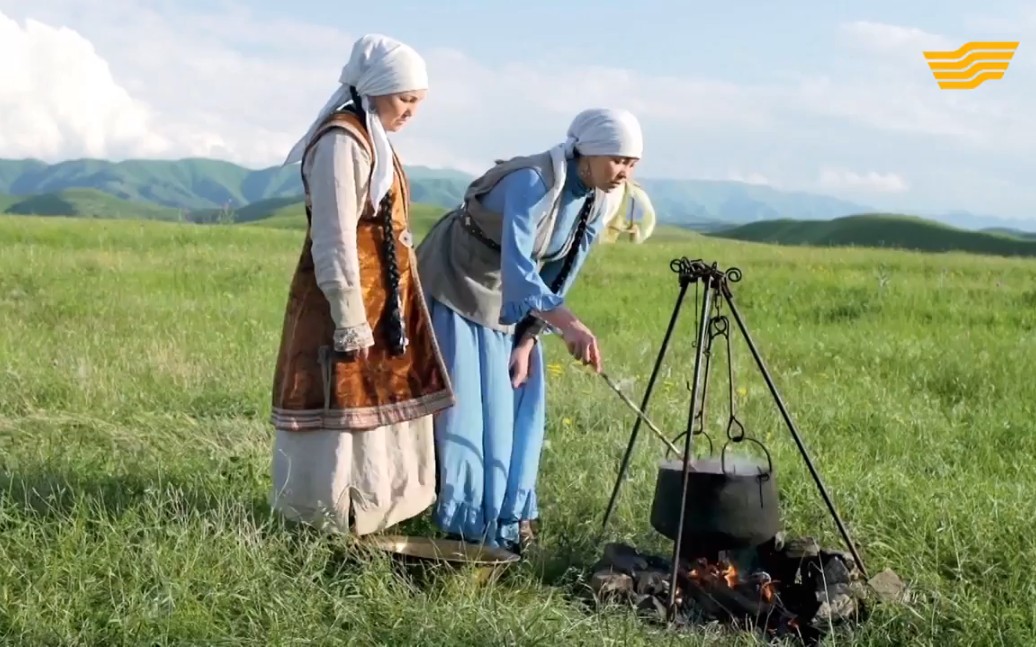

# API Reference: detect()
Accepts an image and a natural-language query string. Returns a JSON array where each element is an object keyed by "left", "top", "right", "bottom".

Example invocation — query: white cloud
[
  {"left": 0, "top": 11, "right": 169, "bottom": 159},
  {"left": 0, "top": 3, "right": 1033, "bottom": 219},
  {"left": 818, "top": 167, "right": 909, "bottom": 194},
  {"left": 0, "top": 4, "right": 344, "bottom": 164},
  {"left": 0, "top": 3, "right": 780, "bottom": 170}
]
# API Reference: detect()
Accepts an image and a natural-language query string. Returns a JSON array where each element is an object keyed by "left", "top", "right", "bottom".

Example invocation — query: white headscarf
[
  {"left": 542, "top": 108, "right": 644, "bottom": 209},
  {"left": 283, "top": 34, "right": 428, "bottom": 211},
  {"left": 564, "top": 108, "right": 644, "bottom": 159}
]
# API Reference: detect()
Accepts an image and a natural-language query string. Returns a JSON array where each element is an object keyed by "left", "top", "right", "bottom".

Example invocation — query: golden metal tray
[{"left": 364, "top": 535, "right": 520, "bottom": 565}]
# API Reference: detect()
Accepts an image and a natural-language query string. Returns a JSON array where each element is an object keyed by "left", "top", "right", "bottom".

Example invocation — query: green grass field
[
  {"left": 240, "top": 202, "right": 445, "bottom": 235},
  {"left": 2, "top": 212, "right": 1035, "bottom": 645}
]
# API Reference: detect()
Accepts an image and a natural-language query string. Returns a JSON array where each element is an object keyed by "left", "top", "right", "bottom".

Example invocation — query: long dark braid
[
  {"left": 377, "top": 192, "right": 407, "bottom": 356},
  {"left": 513, "top": 192, "right": 596, "bottom": 341},
  {"left": 348, "top": 86, "right": 408, "bottom": 356}
]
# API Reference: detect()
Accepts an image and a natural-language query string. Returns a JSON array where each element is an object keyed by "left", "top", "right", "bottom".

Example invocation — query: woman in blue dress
[{"left": 415, "top": 108, "right": 644, "bottom": 553}]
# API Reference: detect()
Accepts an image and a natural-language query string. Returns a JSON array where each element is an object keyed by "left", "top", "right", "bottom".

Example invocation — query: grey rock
[
  {"left": 590, "top": 570, "right": 634, "bottom": 601},
  {"left": 867, "top": 568, "right": 909, "bottom": 604}
]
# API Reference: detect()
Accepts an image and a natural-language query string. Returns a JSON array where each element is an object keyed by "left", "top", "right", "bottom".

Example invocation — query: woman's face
[
  {"left": 583, "top": 155, "right": 639, "bottom": 192},
  {"left": 371, "top": 90, "right": 428, "bottom": 132}
]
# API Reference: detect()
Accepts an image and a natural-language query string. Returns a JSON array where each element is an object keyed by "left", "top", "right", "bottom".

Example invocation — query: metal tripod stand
[{"left": 599, "top": 257, "right": 868, "bottom": 585}]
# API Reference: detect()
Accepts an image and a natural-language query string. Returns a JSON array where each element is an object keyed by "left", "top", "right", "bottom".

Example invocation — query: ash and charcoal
[{"left": 587, "top": 535, "right": 869, "bottom": 645}]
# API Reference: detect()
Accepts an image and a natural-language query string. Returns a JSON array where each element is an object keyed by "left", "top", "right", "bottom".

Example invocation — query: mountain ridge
[
  {"left": 0, "top": 156, "right": 1030, "bottom": 232},
  {"left": 5, "top": 187, "right": 1036, "bottom": 260}
]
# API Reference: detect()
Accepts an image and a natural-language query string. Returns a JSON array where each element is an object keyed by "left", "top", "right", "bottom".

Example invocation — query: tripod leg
[
  {"left": 666, "top": 282, "right": 714, "bottom": 619},
  {"left": 723, "top": 289, "right": 869, "bottom": 580},
  {"left": 600, "top": 281, "right": 689, "bottom": 533}
]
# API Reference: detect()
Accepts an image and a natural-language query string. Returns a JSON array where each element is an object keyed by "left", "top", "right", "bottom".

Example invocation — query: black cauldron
[{"left": 649, "top": 448, "right": 781, "bottom": 556}]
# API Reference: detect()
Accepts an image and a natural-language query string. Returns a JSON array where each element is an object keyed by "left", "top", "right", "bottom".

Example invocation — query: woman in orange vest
[{"left": 269, "top": 34, "right": 454, "bottom": 538}]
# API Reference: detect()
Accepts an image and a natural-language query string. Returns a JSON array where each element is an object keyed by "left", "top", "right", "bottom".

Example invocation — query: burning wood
[{"left": 587, "top": 537, "right": 870, "bottom": 645}]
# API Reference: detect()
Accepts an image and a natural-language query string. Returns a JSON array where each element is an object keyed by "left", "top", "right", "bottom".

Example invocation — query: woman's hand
[
  {"left": 508, "top": 335, "right": 537, "bottom": 388},
  {"left": 530, "top": 306, "right": 603, "bottom": 373},
  {"left": 560, "top": 319, "right": 602, "bottom": 373}
]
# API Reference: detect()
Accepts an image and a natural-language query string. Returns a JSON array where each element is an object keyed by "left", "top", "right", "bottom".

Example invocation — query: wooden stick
[{"left": 599, "top": 372, "right": 683, "bottom": 457}]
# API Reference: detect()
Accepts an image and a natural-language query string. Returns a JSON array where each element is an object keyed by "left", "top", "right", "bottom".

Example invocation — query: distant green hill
[
  {"left": 3, "top": 184, "right": 1031, "bottom": 261},
  {"left": 1, "top": 188, "right": 183, "bottom": 220},
  {"left": 239, "top": 200, "right": 307, "bottom": 229},
  {"left": 0, "top": 186, "right": 448, "bottom": 228},
  {"left": 0, "top": 158, "right": 470, "bottom": 214},
  {"left": 708, "top": 213, "right": 1036, "bottom": 258},
  {"left": 2, "top": 157, "right": 1033, "bottom": 234},
  {"left": 182, "top": 195, "right": 304, "bottom": 224},
  {"left": 981, "top": 227, "right": 1036, "bottom": 241},
  {"left": 230, "top": 196, "right": 307, "bottom": 223}
]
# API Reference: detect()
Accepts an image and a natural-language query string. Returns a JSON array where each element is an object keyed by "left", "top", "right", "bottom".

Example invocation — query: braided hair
[{"left": 347, "top": 86, "right": 408, "bottom": 356}]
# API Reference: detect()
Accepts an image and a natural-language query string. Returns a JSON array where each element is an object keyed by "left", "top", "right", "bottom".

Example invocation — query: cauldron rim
[
  {"left": 657, "top": 455, "right": 773, "bottom": 477},
  {"left": 650, "top": 454, "right": 782, "bottom": 549}
]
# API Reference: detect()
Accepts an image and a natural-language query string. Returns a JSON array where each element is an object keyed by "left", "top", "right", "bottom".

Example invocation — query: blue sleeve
[
  {"left": 488, "top": 168, "right": 566, "bottom": 326},
  {"left": 538, "top": 209, "right": 606, "bottom": 302}
]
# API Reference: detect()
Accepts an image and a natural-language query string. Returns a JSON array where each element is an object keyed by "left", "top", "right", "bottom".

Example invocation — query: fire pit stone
[{"left": 585, "top": 536, "right": 872, "bottom": 645}]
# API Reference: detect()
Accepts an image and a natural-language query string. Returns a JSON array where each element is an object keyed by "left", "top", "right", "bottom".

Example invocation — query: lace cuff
[{"left": 333, "top": 323, "right": 375, "bottom": 353}]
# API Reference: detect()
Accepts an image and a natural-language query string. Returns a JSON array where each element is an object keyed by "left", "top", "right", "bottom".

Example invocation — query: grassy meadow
[{"left": 2, "top": 210, "right": 1035, "bottom": 645}]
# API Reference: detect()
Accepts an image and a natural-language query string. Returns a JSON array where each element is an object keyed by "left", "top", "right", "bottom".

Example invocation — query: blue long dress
[{"left": 424, "top": 157, "right": 606, "bottom": 550}]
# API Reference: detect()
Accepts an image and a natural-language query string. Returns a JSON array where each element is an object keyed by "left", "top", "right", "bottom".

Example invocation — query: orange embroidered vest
[{"left": 270, "top": 109, "right": 454, "bottom": 431}]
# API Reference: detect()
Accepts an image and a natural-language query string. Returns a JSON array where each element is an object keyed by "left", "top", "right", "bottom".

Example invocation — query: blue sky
[{"left": 1, "top": 0, "right": 1034, "bottom": 220}]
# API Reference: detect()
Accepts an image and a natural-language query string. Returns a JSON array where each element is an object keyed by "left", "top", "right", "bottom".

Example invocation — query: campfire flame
[
  {"left": 680, "top": 557, "right": 802, "bottom": 636},
  {"left": 760, "top": 579, "right": 776, "bottom": 602},
  {"left": 686, "top": 559, "right": 776, "bottom": 602},
  {"left": 688, "top": 561, "right": 739, "bottom": 588}
]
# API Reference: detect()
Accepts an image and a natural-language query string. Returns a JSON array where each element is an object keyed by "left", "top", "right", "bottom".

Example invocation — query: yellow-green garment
[{"left": 603, "top": 181, "right": 656, "bottom": 243}]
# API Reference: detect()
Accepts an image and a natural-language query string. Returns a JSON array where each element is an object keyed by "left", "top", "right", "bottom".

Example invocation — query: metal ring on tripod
[
  {"left": 669, "top": 257, "right": 693, "bottom": 275},
  {"left": 709, "top": 315, "right": 729, "bottom": 337},
  {"left": 726, "top": 416, "right": 746, "bottom": 442}
]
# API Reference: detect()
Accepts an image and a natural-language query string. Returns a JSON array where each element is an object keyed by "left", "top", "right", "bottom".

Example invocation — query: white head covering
[
  {"left": 528, "top": 108, "right": 644, "bottom": 240},
  {"left": 283, "top": 34, "right": 428, "bottom": 211},
  {"left": 563, "top": 108, "right": 644, "bottom": 159},
  {"left": 539, "top": 107, "right": 644, "bottom": 214}
]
